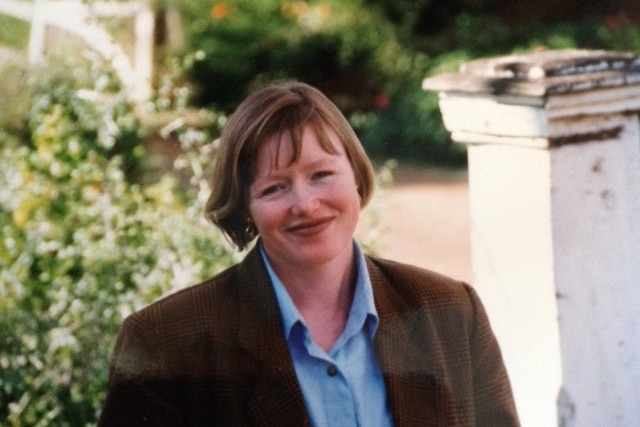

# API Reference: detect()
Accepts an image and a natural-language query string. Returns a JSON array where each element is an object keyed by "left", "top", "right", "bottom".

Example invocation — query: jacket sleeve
[
  {"left": 97, "top": 313, "right": 183, "bottom": 427},
  {"left": 465, "top": 285, "right": 521, "bottom": 426}
]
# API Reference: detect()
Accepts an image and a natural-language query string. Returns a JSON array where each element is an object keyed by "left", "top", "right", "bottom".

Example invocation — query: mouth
[{"left": 286, "top": 217, "right": 333, "bottom": 235}]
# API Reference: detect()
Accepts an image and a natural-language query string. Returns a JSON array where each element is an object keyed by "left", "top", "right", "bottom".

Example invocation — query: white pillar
[
  {"left": 27, "top": 0, "right": 46, "bottom": 64},
  {"left": 423, "top": 49, "right": 640, "bottom": 427},
  {"left": 133, "top": 0, "right": 154, "bottom": 102}
]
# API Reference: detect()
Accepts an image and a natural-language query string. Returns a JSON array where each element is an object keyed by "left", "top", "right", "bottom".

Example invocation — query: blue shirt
[{"left": 260, "top": 242, "right": 394, "bottom": 427}]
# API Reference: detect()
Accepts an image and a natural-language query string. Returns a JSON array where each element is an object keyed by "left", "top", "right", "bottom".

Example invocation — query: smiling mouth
[{"left": 286, "top": 217, "right": 333, "bottom": 235}]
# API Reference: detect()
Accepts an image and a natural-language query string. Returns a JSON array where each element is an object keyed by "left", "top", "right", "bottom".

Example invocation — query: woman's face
[{"left": 248, "top": 125, "right": 361, "bottom": 270}]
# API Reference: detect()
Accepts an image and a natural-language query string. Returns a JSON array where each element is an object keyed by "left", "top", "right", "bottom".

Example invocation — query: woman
[{"left": 98, "top": 81, "right": 520, "bottom": 426}]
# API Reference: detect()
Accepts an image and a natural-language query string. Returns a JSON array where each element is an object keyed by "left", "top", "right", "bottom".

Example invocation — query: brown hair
[{"left": 204, "top": 81, "right": 375, "bottom": 250}]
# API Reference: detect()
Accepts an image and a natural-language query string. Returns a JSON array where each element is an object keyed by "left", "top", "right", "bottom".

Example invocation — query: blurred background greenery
[{"left": 0, "top": 0, "right": 638, "bottom": 425}]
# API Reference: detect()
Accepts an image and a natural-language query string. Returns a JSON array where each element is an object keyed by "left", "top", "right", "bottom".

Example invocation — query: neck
[
  {"left": 267, "top": 248, "right": 358, "bottom": 351},
  {"left": 274, "top": 252, "right": 356, "bottom": 309}
]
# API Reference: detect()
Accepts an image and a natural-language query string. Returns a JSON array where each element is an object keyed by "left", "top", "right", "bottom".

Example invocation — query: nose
[{"left": 289, "top": 183, "right": 319, "bottom": 215}]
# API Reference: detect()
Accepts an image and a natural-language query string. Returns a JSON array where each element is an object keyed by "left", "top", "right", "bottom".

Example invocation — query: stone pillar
[{"left": 423, "top": 49, "right": 640, "bottom": 427}]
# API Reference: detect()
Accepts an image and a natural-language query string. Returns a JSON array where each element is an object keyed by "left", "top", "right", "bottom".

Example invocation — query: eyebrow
[{"left": 254, "top": 155, "right": 338, "bottom": 180}]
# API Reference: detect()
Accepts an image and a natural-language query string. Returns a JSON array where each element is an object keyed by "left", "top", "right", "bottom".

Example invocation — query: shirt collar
[{"left": 259, "top": 240, "right": 379, "bottom": 341}]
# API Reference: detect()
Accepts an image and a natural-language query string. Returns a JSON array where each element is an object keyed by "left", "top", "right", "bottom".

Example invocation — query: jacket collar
[
  {"left": 234, "top": 246, "right": 447, "bottom": 427},
  {"left": 235, "top": 246, "right": 312, "bottom": 427}
]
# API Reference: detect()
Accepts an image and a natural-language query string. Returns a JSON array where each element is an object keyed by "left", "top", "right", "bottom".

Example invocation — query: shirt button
[{"left": 326, "top": 363, "right": 338, "bottom": 377}]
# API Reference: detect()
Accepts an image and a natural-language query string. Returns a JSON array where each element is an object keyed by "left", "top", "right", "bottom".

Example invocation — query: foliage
[
  {"left": 0, "top": 15, "right": 30, "bottom": 50},
  {"left": 414, "top": 6, "right": 640, "bottom": 59},
  {"left": 350, "top": 82, "right": 465, "bottom": 167},
  {"left": 0, "top": 62, "right": 31, "bottom": 143},
  {"left": 175, "top": 0, "right": 461, "bottom": 164},
  {"left": 4, "top": 0, "right": 640, "bottom": 167},
  {"left": 171, "top": 0, "right": 640, "bottom": 165},
  {"left": 0, "top": 58, "right": 238, "bottom": 427},
  {"left": 178, "top": 0, "right": 404, "bottom": 110}
]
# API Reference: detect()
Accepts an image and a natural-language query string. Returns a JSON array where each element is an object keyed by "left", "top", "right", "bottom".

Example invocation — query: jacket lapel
[
  {"left": 367, "top": 257, "right": 450, "bottom": 427},
  {"left": 231, "top": 248, "right": 451, "bottom": 426},
  {"left": 235, "top": 247, "right": 311, "bottom": 427}
]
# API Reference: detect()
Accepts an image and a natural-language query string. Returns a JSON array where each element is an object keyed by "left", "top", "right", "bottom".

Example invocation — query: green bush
[
  {"left": 0, "top": 15, "right": 30, "bottom": 50},
  {"left": 0, "top": 59, "right": 238, "bottom": 427},
  {"left": 350, "top": 80, "right": 466, "bottom": 167},
  {"left": 0, "top": 62, "right": 31, "bottom": 146},
  {"left": 175, "top": 0, "right": 462, "bottom": 164},
  {"left": 179, "top": 0, "right": 403, "bottom": 110}
]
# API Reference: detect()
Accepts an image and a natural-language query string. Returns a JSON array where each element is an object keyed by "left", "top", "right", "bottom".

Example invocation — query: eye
[
  {"left": 261, "top": 184, "right": 285, "bottom": 196},
  {"left": 312, "top": 170, "right": 333, "bottom": 180}
]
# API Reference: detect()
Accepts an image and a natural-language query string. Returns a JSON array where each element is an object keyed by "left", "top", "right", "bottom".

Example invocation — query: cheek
[
  {"left": 335, "top": 185, "right": 362, "bottom": 213},
  {"left": 249, "top": 201, "right": 281, "bottom": 231}
]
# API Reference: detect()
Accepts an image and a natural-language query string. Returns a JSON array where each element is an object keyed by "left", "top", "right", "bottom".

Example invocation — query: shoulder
[
  {"left": 365, "top": 255, "right": 484, "bottom": 320},
  {"left": 122, "top": 263, "right": 240, "bottom": 336},
  {"left": 106, "top": 246, "right": 278, "bottom": 380},
  {"left": 366, "top": 255, "right": 473, "bottom": 299},
  {"left": 123, "top": 246, "right": 267, "bottom": 336}
]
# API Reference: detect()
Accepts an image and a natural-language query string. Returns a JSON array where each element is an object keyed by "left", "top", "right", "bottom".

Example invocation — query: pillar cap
[{"left": 423, "top": 49, "right": 640, "bottom": 98}]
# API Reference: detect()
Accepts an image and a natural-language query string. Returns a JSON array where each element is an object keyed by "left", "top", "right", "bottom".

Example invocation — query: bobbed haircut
[{"left": 204, "top": 81, "right": 376, "bottom": 251}]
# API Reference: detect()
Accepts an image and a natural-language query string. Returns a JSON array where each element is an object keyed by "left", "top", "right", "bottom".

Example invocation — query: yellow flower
[{"left": 13, "top": 199, "right": 36, "bottom": 229}]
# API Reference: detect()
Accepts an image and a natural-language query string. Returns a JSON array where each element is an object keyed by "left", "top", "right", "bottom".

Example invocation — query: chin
[{"left": 292, "top": 241, "right": 350, "bottom": 265}]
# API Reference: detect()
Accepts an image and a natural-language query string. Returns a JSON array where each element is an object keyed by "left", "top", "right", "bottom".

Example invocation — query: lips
[{"left": 286, "top": 216, "right": 333, "bottom": 235}]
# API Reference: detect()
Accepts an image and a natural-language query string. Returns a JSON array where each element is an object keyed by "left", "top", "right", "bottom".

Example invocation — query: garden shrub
[
  {"left": 178, "top": 0, "right": 403, "bottom": 111},
  {"left": 176, "top": 0, "right": 462, "bottom": 165},
  {"left": 0, "top": 59, "right": 238, "bottom": 426},
  {"left": 350, "top": 79, "right": 466, "bottom": 167}
]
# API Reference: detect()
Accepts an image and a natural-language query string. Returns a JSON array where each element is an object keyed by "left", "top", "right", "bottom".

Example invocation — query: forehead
[{"left": 254, "top": 123, "right": 341, "bottom": 170}]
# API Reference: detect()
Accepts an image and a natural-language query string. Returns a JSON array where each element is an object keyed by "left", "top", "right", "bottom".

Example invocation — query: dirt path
[{"left": 374, "top": 166, "right": 473, "bottom": 283}]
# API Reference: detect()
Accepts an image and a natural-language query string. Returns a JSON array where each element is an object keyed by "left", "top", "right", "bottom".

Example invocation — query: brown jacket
[{"left": 98, "top": 246, "right": 520, "bottom": 426}]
